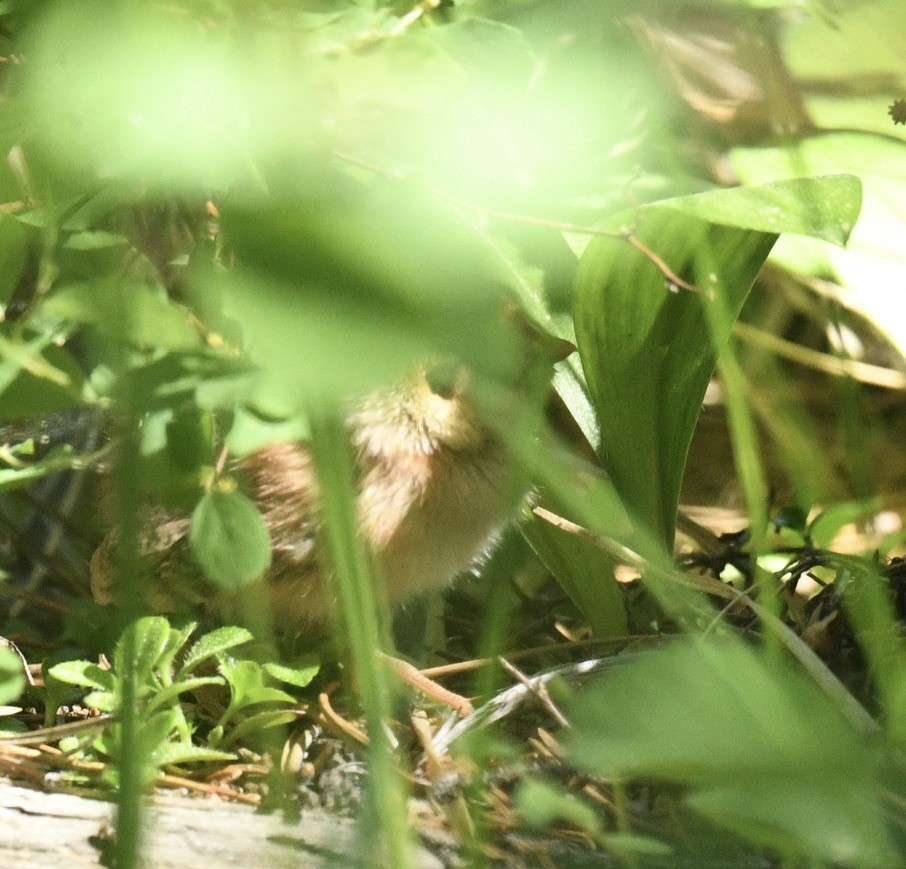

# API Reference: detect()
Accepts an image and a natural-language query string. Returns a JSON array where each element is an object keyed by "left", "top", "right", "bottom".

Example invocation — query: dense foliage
[{"left": 0, "top": 0, "right": 905, "bottom": 866}]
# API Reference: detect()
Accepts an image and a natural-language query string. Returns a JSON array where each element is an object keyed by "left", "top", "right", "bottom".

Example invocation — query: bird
[{"left": 89, "top": 368, "right": 515, "bottom": 636}]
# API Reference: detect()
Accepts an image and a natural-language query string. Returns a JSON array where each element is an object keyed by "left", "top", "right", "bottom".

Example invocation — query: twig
[
  {"left": 0, "top": 713, "right": 118, "bottom": 747},
  {"left": 382, "top": 653, "right": 474, "bottom": 716},
  {"left": 497, "top": 657, "right": 570, "bottom": 729},
  {"left": 530, "top": 506, "right": 880, "bottom": 736},
  {"left": 419, "top": 634, "right": 645, "bottom": 679},
  {"left": 157, "top": 773, "right": 261, "bottom": 805},
  {"left": 390, "top": 0, "right": 441, "bottom": 35},
  {"left": 734, "top": 320, "right": 906, "bottom": 391},
  {"left": 317, "top": 691, "right": 369, "bottom": 747},
  {"left": 330, "top": 149, "right": 700, "bottom": 295}
]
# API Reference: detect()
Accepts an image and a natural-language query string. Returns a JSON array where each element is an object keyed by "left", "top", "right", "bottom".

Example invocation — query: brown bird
[{"left": 90, "top": 370, "right": 514, "bottom": 635}]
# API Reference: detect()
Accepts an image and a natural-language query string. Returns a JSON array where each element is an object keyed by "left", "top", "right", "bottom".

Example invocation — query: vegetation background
[{"left": 0, "top": 0, "right": 905, "bottom": 866}]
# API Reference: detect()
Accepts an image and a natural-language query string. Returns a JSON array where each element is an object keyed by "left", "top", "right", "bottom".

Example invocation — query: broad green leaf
[
  {"left": 574, "top": 175, "right": 861, "bottom": 549},
  {"left": 0, "top": 335, "right": 87, "bottom": 422},
  {"left": 43, "top": 281, "right": 201, "bottom": 351},
  {"left": 656, "top": 175, "right": 861, "bottom": 246},
  {"left": 217, "top": 708, "right": 300, "bottom": 750},
  {"left": 688, "top": 778, "right": 896, "bottom": 867},
  {"left": 178, "top": 626, "right": 254, "bottom": 678},
  {"left": 809, "top": 497, "right": 880, "bottom": 549},
  {"left": 522, "top": 508, "right": 628, "bottom": 638},
  {"left": 215, "top": 177, "right": 519, "bottom": 410},
  {"left": 189, "top": 489, "right": 272, "bottom": 590},
  {"left": 575, "top": 212, "right": 775, "bottom": 549},
  {"left": 21, "top": 1, "right": 264, "bottom": 189},
  {"left": 0, "top": 646, "right": 25, "bottom": 705},
  {"left": 564, "top": 638, "right": 894, "bottom": 864},
  {"left": 83, "top": 690, "right": 116, "bottom": 712},
  {"left": 63, "top": 230, "right": 130, "bottom": 251},
  {"left": 218, "top": 659, "right": 296, "bottom": 712},
  {"left": 122, "top": 352, "right": 255, "bottom": 413}
]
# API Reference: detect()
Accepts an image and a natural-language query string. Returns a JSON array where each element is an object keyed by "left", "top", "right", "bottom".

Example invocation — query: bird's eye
[{"left": 425, "top": 363, "right": 459, "bottom": 399}]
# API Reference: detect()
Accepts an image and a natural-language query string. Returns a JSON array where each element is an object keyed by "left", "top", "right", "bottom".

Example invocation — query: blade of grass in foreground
[
  {"left": 112, "top": 412, "right": 144, "bottom": 869},
  {"left": 308, "top": 408, "right": 413, "bottom": 868}
]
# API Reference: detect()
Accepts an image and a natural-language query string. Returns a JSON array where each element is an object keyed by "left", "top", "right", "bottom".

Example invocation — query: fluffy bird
[{"left": 90, "top": 371, "right": 514, "bottom": 632}]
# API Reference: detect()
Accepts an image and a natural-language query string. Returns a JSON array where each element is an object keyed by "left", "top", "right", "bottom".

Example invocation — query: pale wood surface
[{"left": 0, "top": 778, "right": 365, "bottom": 868}]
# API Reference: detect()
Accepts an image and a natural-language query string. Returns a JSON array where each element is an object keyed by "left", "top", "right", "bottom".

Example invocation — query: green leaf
[
  {"left": 218, "top": 659, "right": 296, "bottom": 715},
  {"left": 0, "top": 445, "right": 79, "bottom": 493},
  {"left": 575, "top": 215, "right": 775, "bottom": 549},
  {"left": 564, "top": 638, "right": 895, "bottom": 865},
  {"left": 262, "top": 660, "right": 320, "bottom": 690},
  {"left": 178, "top": 626, "right": 254, "bottom": 678},
  {"left": 189, "top": 489, "right": 272, "bottom": 590},
  {"left": 688, "top": 777, "right": 895, "bottom": 867},
  {"left": 0, "top": 646, "right": 25, "bottom": 705},
  {"left": 43, "top": 281, "right": 201, "bottom": 351},
  {"left": 147, "top": 676, "right": 226, "bottom": 715},
  {"left": 83, "top": 690, "right": 116, "bottom": 712},
  {"left": 575, "top": 175, "right": 862, "bottom": 550},
  {"left": 522, "top": 509, "right": 628, "bottom": 638},
  {"left": 156, "top": 621, "right": 198, "bottom": 685},
  {"left": 809, "top": 497, "right": 880, "bottom": 549},
  {"left": 151, "top": 742, "right": 236, "bottom": 767},
  {"left": 217, "top": 708, "right": 300, "bottom": 750},
  {"left": 514, "top": 779, "right": 601, "bottom": 834},
  {"left": 215, "top": 177, "right": 519, "bottom": 411},
  {"left": 656, "top": 175, "right": 862, "bottom": 247},
  {"left": 601, "top": 835, "right": 673, "bottom": 858},
  {"left": 63, "top": 230, "right": 131, "bottom": 251},
  {"left": 47, "top": 660, "right": 115, "bottom": 692},
  {"left": 114, "top": 616, "right": 171, "bottom": 687},
  {"left": 0, "top": 335, "right": 87, "bottom": 422}
]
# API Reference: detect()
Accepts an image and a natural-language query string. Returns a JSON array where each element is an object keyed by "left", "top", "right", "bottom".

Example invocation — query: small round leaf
[{"left": 189, "top": 488, "right": 272, "bottom": 590}]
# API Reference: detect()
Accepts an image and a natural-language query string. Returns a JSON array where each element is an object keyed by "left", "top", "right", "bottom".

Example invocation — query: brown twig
[
  {"left": 157, "top": 773, "right": 261, "bottom": 805},
  {"left": 497, "top": 657, "right": 570, "bottom": 730},
  {"left": 317, "top": 691, "right": 369, "bottom": 746},
  {"left": 419, "top": 634, "right": 644, "bottom": 679},
  {"left": 382, "top": 653, "right": 474, "bottom": 716}
]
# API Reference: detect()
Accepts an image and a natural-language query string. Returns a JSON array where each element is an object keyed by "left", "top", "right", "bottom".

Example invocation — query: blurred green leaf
[
  {"left": 514, "top": 778, "right": 601, "bottom": 834},
  {"left": 522, "top": 508, "right": 628, "bottom": 638},
  {"left": 21, "top": 1, "right": 264, "bottom": 189},
  {"left": 216, "top": 178, "right": 519, "bottom": 409},
  {"left": 0, "top": 444, "right": 78, "bottom": 492},
  {"left": 43, "top": 281, "right": 201, "bottom": 351},
  {"left": 0, "top": 646, "right": 25, "bottom": 705},
  {"left": 0, "top": 333, "right": 86, "bottom": 422},
  {"left": 190, "top": 488, "right": 272, "bottom": 591},
  {"left": 151, "top": 742, "right": 235, "bottom": 766},
  {"left": 564, "top": 638, "right": 895, "bottom": 865},
  {"left": 809, "top": 497, "right": 880, "bottom": 548}
]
